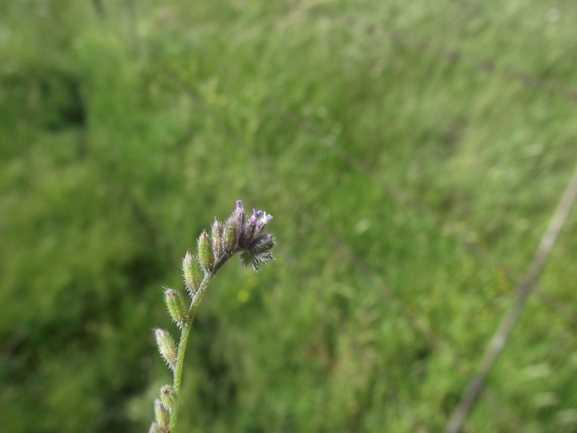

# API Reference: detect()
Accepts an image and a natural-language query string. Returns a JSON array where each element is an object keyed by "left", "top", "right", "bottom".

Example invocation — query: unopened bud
[
  {"left": 211, "top": 218, "right": 223, "bottom": 258},
  {"left": 164, "top": 289, "right": 187, "bottom": 327},
  {"left": 182, "top": 251, "right": 202, "bottom": 295},
  {"left": 223, "top": 216, "right": 237, "bottom": 252},
  {"left": 241, "top": 208, "right": 262, "bottom": 247},
  {"left": 154, "top": 399, "right": 170, "bottom": 430},
  {"left": 233, "top": 200, "right": 245, "bottom": 244},
  {"left": 197, "top": 230, "right": 214, "bottom": 270},
  {"left": 160, "top": 385, "right": 178, "bottom": 412},
  {"left": 155, "top": 329, "right": 177, "bottom": 370}
]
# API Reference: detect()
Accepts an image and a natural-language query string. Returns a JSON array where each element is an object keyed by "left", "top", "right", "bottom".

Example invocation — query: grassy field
[{"left": 1, "top": 0, "right": 577, "bottom": 432}]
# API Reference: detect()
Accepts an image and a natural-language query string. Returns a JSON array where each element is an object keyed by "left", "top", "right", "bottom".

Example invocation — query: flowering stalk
[{"left": 149, "top": 200, "right": 275, "bottom": 433}]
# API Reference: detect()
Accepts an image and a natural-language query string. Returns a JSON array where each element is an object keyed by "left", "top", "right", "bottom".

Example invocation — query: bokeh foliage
[{"left": 1, "top": 0, "right": 577, "bottom": 432}]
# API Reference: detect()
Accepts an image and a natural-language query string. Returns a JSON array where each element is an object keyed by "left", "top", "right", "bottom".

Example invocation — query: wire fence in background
[
  {"left": 446, "top": 162, "right": 577, "bottom": 432},
  {"left": 142, "top": 4, "right": 577, "bottom": 431},
  {"left": 149, "top": 45, "right": 533, "bottom": 430}
]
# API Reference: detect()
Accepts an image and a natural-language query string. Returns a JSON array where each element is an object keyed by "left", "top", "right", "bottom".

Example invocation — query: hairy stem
[{"left": 169, "top": 272, "right": 214, "bottom": 432}]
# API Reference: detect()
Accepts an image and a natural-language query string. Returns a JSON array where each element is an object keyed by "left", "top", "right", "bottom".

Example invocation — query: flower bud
[
  {"left": 164, "top": 289, "right": 187, "bottom": 327},
  {"left": 155, "top": 329, "right": 177, "bottom": 370},
  {"left": 240, "top": 208, "right": 261, "bottom": 247},
  {"left": 211, "top": 218, "right": 223, "bottom": 258},
  {"left": 160, "top": 385, "right": 178, "bottom": 412},
  {"left": 197, "top": 230, "right": 214, "bottom": 270},
  {"left": 233, "top": 200, "right": 245, "bottom": 245},
  {"left": 223, "top": 216, "right": 238, "bottom": 252},
  {"left": 182, "top": 251, "right": 202, "bottom": 295},
  {"left": 154, "top": 399, "right": 170, "bottom": 430}
]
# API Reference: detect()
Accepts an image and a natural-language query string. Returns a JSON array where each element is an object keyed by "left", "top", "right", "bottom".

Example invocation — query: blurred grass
[{"left": 1, "top": 0, "right": 577, "bottom": 432}]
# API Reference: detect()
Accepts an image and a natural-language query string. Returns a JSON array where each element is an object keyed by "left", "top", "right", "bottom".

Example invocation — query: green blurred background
[{"left": 1, "top": 0, "right": 577, "bottom": 432}]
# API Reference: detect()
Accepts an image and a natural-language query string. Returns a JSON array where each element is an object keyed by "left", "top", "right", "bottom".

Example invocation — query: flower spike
[{"left": 151, "top": 199, "right": 275, "bottom": 433}]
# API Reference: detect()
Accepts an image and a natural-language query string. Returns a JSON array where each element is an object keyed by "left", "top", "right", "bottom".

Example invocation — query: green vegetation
[{"left": 1, "top": 0, "right": 576, "bottom": 432}]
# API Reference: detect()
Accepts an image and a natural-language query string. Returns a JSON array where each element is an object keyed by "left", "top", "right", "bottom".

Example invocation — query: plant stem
[{"left": 169, "top": 272, "right": 214, "bottom": 432}]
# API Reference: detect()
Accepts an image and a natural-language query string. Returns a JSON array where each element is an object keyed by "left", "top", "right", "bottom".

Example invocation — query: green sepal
[
  {"left": 154, "top": 399, "right": 170, "bottom": 430},
  {"left": 223, "top": 216, "right": 237, "bottom": 252},
  {"left": 211, "top": 218, "right": 223, "bottom": 258},
  {"left": 154, "top": 329, "right": 177, "bottom": 370},
  {"left": 182, "top": 251, "right": 202, "bottom": 295},
  {"left": 164, "top": 289, "right": 187, "bottom": 327},
  {"left": 160, "top": 385, "right": 178, "bottom": 412},
  {"left": 197, "top": 230, "right": 214, "bottom": 270},
  {"left": 148, "top": 422, "right": 164, "bottom": 433}
]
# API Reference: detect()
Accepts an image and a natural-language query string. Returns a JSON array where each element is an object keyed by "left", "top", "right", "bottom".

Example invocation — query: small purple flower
[
  {"left": 250, "top": 208, "right": 262, "bottom": 222},
  {"left": 255, "top": 212, "right": 273, "bottom": 236},
  {"left": 241, "top": 208, "right": 264, "bottom": 247},
  {"left": 223, "top": 200, "right": 275, "bottom": 271},
  {"left": 210, "top": 200, "right": 275, "bottom": 272},
  {"left": 260, "top": 212, "right": 273, "bottom": 224}
]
